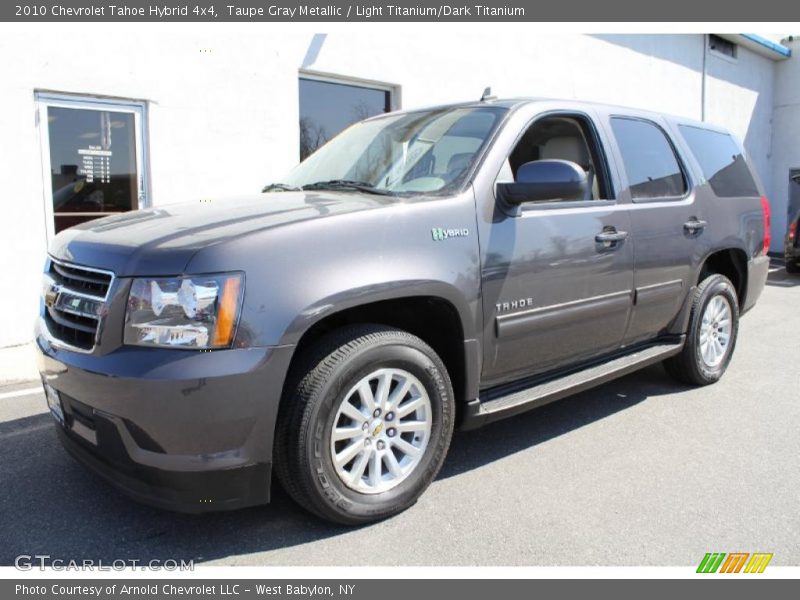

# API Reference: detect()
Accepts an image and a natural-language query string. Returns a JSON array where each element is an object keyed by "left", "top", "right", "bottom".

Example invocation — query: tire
[
  {"left": 787, "top": 260, "right": 800, "bottom": 274},
  {"left": 664, "top": 273, "right": 739, "bottom": 386},
  {"left": 274, "top": 324, "right": 455, "bottom": 525}
]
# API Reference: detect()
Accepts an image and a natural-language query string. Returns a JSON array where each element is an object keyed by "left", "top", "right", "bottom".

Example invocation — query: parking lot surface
[{"left": 1, "top": 267, "right": 798, "bottom": 566}]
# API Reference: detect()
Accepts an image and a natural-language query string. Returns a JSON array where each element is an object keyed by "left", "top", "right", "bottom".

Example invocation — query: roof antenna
[{"left": 480, "top": 86, "right": 497, "bottom": 102}]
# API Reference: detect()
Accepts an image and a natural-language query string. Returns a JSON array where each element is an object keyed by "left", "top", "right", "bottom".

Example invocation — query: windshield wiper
[
  {"left": 262, "top": 182, "right": 303, "bottom": 193},
  {"left": 302, "top": 180, "right": 395, "bottom": 196}
]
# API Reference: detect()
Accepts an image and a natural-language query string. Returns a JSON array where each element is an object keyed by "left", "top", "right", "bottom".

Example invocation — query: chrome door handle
[
  {"left": 595, "top": 230, "right": 629, "bottom": 243},
  {"left": 684, "top": 219, "right": 708, "bottom": 232}
]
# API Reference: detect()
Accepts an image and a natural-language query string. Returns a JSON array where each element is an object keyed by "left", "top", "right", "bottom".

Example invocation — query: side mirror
[{"left": 497, "top": 159, "right": 588, "bottom": 205}]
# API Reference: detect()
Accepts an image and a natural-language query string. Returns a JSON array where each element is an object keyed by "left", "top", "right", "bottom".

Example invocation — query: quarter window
[
  {"left": 678, "top": 125, "right": 759, "bottom": 198},
  {"left": 611, "top": 117, "right": 687, "bottom": 200}
]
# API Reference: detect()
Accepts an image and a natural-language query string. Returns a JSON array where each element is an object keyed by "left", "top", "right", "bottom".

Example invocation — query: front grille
[
  {"left": 43, "top": 259, "right": 114, "bottom": 351},
  {"left": 50, "top": 260, "right": 112, "bottom": 296}
]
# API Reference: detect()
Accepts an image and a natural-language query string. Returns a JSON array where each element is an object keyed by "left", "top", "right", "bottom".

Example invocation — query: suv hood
[{"left": 49, "top": 191, "right": 397, "bottom": 276}]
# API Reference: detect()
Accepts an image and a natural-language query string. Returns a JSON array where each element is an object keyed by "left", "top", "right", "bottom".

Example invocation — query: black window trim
[
  {"left": 609, "top": 114, "right": 694, "bottom": 204},
  {"left": 495, "top": 109, "right": 618, "bottom": 212}
]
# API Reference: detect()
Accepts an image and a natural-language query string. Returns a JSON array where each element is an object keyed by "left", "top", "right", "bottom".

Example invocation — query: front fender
[
  {"left": 184, "top": 191, "right": 483, "bottom": 350},
  {"left": 281, "top": 279, "right": 477, "bottom": 346}
]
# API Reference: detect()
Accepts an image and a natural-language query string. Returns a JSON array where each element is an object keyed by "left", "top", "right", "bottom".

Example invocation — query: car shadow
[
  {"left": 0, "top": 364, "right": 686, "bottom": 566},
  {"left": 765, "top": 264, "right": 800, "bottom": 288},
  {"left": 441, "top": 363, "right": 687, "bottom": 479}
]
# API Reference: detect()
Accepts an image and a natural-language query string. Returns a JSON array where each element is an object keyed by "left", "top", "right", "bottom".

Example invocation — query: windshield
[{"left": 281, "top": 106, "right": 506, "bottom": 194}]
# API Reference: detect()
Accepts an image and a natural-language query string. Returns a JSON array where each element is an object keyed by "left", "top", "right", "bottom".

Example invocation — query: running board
[{"left": 461, "top": 339, "right": 684, "bottom": 430}]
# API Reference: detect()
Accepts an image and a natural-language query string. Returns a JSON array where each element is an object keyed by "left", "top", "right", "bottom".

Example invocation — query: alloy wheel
[
  {"left": 699, "top": 295, "right": 733, "bottom": 368},
  {"left": 330, "top": 368, "right": 432, "bottom": 494}
]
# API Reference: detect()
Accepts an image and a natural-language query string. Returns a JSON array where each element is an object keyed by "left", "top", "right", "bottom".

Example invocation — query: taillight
[
  {"left": 790, "top": 221, "right": 797, "bottom": 241},
  {"left": 760, "top": 196, "right": 771, "bottom": 255}
]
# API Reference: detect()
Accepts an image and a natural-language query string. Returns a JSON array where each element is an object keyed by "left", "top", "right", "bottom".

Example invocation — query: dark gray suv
[{"left": 36, "top": 98, "right": 770, "bottom": 524}]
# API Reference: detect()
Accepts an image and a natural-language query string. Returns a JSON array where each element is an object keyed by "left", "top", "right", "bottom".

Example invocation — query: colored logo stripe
[
  {"left": 697, "top": 552, "right": 773, "bottom": 573},
  {"left": 697, "top": 553, "right": 726, "bottom": 573},
  {"left": 719, "top": 553, "right": 749, "bottom": 573},
  {"left": 744, "top": 553, "right": 773, "bottom": 573}
]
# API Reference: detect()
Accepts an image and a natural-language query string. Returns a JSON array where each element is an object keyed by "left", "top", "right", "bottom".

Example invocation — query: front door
[
  {"left": 478, "top": 111, "right": 634, "bottom": 387},
  {"left": 37, "top": 94, "right": 148, "bottom": 239}
]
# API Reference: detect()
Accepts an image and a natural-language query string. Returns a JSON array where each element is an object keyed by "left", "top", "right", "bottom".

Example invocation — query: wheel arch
[
  {"left": 669, "top": 247, "right": 748, "bottom": 336},
  {"left": 699, "top": 247, "right": 748, "bottom": 307},
  {"left": 282, "top": 289, "right": 478, "bottom": 419}
]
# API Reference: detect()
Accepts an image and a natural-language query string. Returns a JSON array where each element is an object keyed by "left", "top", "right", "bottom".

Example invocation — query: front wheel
[
  {"left": 274, "top": 325, "right": 454, "bottom": 525},
  {"left": 664, "top": 273, "right": 739, "bottom": 386}
]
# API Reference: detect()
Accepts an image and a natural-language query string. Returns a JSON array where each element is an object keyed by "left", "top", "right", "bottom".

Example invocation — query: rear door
[
  {"left": 600, "top": 112, "right": 701, "bottom": 346},
  {"left": 474, "top": 106, "right": 634, "bottom": 388}
]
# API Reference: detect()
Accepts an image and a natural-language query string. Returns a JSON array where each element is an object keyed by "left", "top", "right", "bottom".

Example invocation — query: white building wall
[
  {"left": 0, "top": 26, "right": 308, "bottom": 349},
  {"left": 307, "top": 33, "right": 706, "bottom": 122},
  {"left": 771, "top": 37, "right": 800, "bottom": 243},
  {"left": 0, "top": 26, "right": 785, "bottom": 349},
  {"left": 705, "top": 45, "right": 776, "bottom": 201}
]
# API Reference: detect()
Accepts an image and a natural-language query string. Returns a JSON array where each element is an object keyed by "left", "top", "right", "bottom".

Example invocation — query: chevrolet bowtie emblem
[{"left": 44, "top": 286, "right": 59, "bottom": 308}]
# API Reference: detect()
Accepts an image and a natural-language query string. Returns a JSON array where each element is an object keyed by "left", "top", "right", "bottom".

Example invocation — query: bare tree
[
  {"left": 351, "top": 100, "right": 377, "bottom": 122},
  {"left": 299, "top": 117, "right": 329, "bottom": 160}
]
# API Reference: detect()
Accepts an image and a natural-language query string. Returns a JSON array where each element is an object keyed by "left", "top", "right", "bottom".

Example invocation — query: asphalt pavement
[{"left": 1, "top": 266, "right": 798, "bottom": 567}]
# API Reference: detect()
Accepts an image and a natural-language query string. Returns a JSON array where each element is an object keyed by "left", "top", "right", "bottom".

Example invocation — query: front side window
[
  {"left": 299, "top": 77, "right": 392, "bottom": 161},
  {"left": 503, "top": 114, "right": 611, "bottom": 201},
  {"left": 610, "top": 117, "right": 687, "bottom": 200},
  {"left": 283, "top": 106, "right": 506, "bottom": 195},
  {"left": 678, "top": 125, "right": 759, "bottom": 198}
]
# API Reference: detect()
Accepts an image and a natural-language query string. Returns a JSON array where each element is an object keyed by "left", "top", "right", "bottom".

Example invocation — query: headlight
[{"left": 124, "top": 273, "right": 243, "bottom": 349}]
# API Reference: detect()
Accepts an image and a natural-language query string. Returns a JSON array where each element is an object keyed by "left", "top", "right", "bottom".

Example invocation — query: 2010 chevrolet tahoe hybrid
[{"left": 36, "top": 98, "right": 770, "bottom": 524}]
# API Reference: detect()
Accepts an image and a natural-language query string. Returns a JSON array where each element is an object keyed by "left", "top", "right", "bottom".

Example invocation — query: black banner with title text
[{"left": 2, "top": 0, "right": 796, "bottom": 22}]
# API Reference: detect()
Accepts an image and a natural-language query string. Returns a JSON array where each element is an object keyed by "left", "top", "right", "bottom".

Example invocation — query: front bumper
[{"left": 35, "top": 319, "right": 295, "bottom": 513}]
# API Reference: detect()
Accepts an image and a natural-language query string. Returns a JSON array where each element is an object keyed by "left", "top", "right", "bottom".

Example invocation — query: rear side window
[
  {"left": 678, "top": 125, "right": 759, "bottom": 198},
  {"left": 610, "top": 117, "right": 687, "bottom": 200}
]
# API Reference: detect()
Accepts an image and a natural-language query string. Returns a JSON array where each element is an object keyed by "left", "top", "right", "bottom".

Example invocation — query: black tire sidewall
[
  {"left": 689, "top": 276, "right": 739, "bottom": 383},
  {"left": 304, "top": 340, "right": 452, "bottom": 523}
]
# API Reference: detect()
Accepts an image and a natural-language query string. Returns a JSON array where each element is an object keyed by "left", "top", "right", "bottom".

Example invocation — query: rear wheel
[
  {"left": 664, "top": 273, "right": 739, "bottom": 386},
  {"left": 274, "top": 324, "right": 454, "bottom": 525},
  {"left": 787, "top": 260, "right": 800, "bottom": 274}
]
